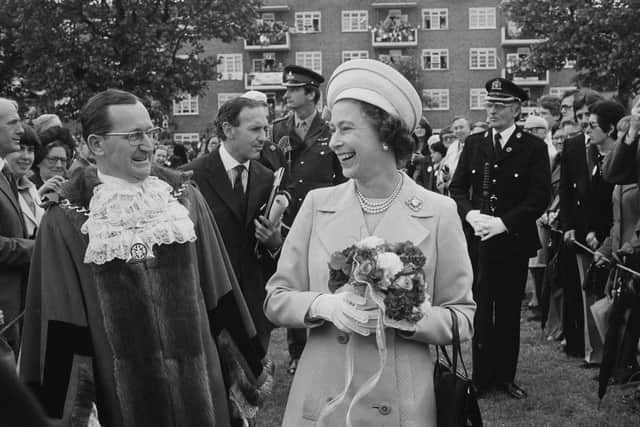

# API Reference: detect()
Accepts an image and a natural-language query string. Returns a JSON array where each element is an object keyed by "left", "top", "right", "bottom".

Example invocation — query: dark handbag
[{"left": 434, "top": 308, "right": 483, "bottom": 427}]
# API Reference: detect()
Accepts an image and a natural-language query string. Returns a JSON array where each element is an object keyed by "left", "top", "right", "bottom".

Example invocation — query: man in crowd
[
  {"left": 20, "top": 89, "right": 270, "bottom": 426},
  {"left": 450, "top": 78, "right": 551, "bottom": 399},
  {"left": 441, "top": 116, "right": 470, "bottom": 194},
  {"left": 560, "top": 89, "right": 580, "bottom": 122},
  {"left": 558, "top": 88, "right": 605, "bottom": 358},
  {"left": 538, "top": 95, "right": 562, "bottom": 162},
  {"left": 272, "top": 64, "right": 346, "bottom": 373},
  {"left": 0, "top": 98, "right": 31, "bottom": 360},
  {"left": 183, "top": 96, "right": 283, "bottom": 352}
]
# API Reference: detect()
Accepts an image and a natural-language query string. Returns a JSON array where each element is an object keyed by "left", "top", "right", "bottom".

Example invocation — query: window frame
[
  {"left": 295, "top": 51, "right": 322, "bottom": 75},
  {"left": 295, "top": 11, "right": 322, "bottom": 33},
  {"left": 422, "top": 8, "right": 448, "bottom": 30},
  {"left": 173, "top": 133, "right": 200, "bottom": 145},
  {"left": 341, "top": 10, "right": 368, "bottom": 32},
  {"left": 422, "top": 48, "right": 449, "bottom": 71},
  {"left": 217, "top": 54, "right": 243, "bottom": 80},
  {"left": 469, "top": 88, "right": 488, "bottom": 110},
  {"left": 469, "top": 47, "right": 497, "bottom": 70},
  {"left": 469, "top": 7, "right": 496, "bottom": 30},
  {"left": 422, "top": 89, "right": 450, "bottom": 111},
  {"left": 173, "top": 94, "right": 199, "bottom": 116},
  {"left": 342, "top": 50, "right": 369, "bottom": 62}
]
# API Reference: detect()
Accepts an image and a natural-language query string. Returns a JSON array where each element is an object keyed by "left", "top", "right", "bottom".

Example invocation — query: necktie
[
  {"left": 2, "top": 165, "right": 18, "bottom": 198},
  {"left": 233, "top": 164, "right": 247, "bottom": 213},
  {"left": 494, "top": 133, "right": 503, "bottom": 157}
]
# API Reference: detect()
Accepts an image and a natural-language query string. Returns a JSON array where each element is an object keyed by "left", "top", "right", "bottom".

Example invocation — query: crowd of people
[{"left": 1, "top": 57, "right": 640, "bottom": 427}]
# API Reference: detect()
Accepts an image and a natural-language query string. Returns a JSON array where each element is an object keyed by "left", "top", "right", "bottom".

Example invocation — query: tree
[
  {"left": 0, "top": 0, "right": 261, "bottom": 119},
  {"left": 502, "top": 0, "right": 640, "bottom": 107}
]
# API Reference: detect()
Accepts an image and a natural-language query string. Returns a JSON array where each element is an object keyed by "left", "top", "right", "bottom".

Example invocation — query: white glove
[{"left": 309, "top": 292, "right": 378, "bottom": 336}]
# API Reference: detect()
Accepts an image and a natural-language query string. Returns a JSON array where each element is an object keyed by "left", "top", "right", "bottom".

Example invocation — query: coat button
[
  {"left": 298, "top": 179, "right": 304, "bottom": 184},
  {"left": 320, "top": 151, "right": 325, "bottom": 155},
  {"left": 337, "top": 333, "right": 349, "bottom": 344},
  {"left": 494, "top": 164, "right": 498, "bottom": 169},
  {"left": 577, "top": 201, "right": 581, "bottom": 206},
  {"left": 573, "top": 183, "right": 577, "bottom": 188},
  {"left": 300, "top": 161, "right": 305, "bottom": 165},
  {"left": 471, "top": 169, "right": 476, "bottom": 174},
  {"left": 373, "top": 404, "right": 391, "bottom": 415},
  {"left": 298, "top": 198, "right": 303, "bottom": 202},
  {"left": 492, "top": 179, "right": 496, "bottom": 183},
  {"left": 514, "top": 173, "right": 519, "bottom": 178}
]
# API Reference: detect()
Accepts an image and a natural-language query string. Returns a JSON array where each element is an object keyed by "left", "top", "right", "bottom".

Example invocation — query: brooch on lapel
[
  {"left": 270, "top": 145, "right": 276, "bottom": 151},
  {"left": 129, "top": 242, "right": 149, "bottom": 262},
  {"left": 406, "top": 196, "right": 423, "bottom": 212},
  {"left": 516, "top": 132, "right": 522, "bottom": 139},
  {"left": 506, "top": 147, "right": 512, "bottom": 153}
]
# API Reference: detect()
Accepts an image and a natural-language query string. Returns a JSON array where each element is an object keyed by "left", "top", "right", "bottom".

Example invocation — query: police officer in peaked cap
[{"left": 449, "top": 77, "right": 551, "bottom": 399}]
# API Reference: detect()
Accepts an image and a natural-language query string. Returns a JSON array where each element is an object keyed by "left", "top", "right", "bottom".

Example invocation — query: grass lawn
[{"left": 258, "top": 312, "right": 640, "bottom": 426}]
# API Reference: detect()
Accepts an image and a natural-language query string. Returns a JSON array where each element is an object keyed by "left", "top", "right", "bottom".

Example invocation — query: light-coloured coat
[{"left": 264, "top": 175, "right": 475, "bottom": 427}]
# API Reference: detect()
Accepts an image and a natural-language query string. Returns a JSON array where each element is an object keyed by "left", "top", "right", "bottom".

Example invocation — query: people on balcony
[{"left": 373, "top": 16, "right": 415, "bottom": 43}]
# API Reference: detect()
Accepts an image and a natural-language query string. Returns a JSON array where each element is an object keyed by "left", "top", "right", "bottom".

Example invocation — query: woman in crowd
[
  {"left": 407, "top": 117, "right": 432, "bottom": 187},
  {"left": 429, "top": 140, "right": 448, "bottom": 194},
  {"left": 5, "top": 126, "right": 64, "bottom": 237},
  {"left": 31, "top": 126, "right": 74, "bottom": 188},
  {"left": 264, "top": 59, "right": 475, "bottom": 427}
]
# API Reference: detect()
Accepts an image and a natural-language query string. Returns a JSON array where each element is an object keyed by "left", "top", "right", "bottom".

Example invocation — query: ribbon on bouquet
[{"left": 316, "top": 284, "right": 388, "bottom": 427}]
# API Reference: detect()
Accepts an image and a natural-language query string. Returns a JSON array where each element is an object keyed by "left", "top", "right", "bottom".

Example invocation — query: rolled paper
[{"left": 268, "top": 194, "right": 289, "bottom": 224}]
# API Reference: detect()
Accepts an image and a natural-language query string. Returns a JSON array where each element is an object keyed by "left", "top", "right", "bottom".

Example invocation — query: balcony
[
  {"left": 244, "top": 72, "right": 285, "bottom": 90},
  {"left": 371, "top": 22, "right": 418, "bottom": 48},
  {"left": 501, "top": 24, "right": 545, "bottom": 46},
  {"left": 505, "top": 67, "right": 549, "bottom": 86},
  {"left": 244, "top": 22, "right": 290, "bottom": 51}
]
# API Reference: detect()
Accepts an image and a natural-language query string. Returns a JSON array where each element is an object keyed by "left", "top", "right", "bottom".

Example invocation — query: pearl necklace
[{"left": 355, "top": 173, "right": 403, "bottom": 215}]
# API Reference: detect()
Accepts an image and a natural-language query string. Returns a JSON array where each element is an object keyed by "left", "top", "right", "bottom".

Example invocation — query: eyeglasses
[
  {"left": 44, "top": 156, "right": 67, "bottom": 165},
  {"left": 101, "top": 127, "right": 161, "bottom": 146}
]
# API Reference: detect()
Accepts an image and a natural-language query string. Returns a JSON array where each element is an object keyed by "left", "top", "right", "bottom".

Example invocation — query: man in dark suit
[
  {"left": 0, "top": 98, "right": 32, "bottom": 359},
  {"left": 272, "top": 65, "right": 346, "bottom": 372},
  {"left": 183, "top": 96, "right": 282, "bottom": 352},
  {"left": 558, "top": 89, "right": 606, "bottom": 359},
  {"left": 450, "top": 78, "right": 551, "bottom": 399}
]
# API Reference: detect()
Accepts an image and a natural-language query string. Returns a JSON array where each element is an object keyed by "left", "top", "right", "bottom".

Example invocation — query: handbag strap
[{"left": 437, "top": 307, "right": 469, "bottom": 377}]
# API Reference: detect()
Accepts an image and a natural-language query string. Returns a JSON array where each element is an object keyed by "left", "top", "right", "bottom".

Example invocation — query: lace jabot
[{"left": 81, "top": 173, "right": 197, "bottom": 265}]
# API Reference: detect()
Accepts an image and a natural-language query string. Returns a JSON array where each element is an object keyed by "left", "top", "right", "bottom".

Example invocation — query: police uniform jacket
[
  {"left": 449, "top": 127, "right": 551, "bottom": 258},
  {"left": 272, "top": 112, "right": 345, "bottom": 222}
]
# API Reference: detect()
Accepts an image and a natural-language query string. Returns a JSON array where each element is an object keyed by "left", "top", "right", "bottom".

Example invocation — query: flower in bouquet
[{"left": 327, "top": 237, "right": 429, "bottom": 325}]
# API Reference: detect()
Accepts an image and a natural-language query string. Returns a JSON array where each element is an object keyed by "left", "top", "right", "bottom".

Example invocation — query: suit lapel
[
  {"left": 496, "top": 127, "right": 524, "bottom": 163},
  {"left": 0, "top": 171, "right": 22, "bottom": 219},
  {"left": 479, "top": 131, "right": 495, "bottom": 163},
  {"left": 303, "top": 112, "right": 324, "bottom": 147},
  {"left": 206, "top": 151, "right": 244, "bottom": 222}
]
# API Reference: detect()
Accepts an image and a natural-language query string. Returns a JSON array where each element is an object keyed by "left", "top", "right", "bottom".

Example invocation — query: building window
[
  {"left": 173, "top": 94, "right": 199, "bottom": 115},
  {"left": 549, "top": 86, "right": 577, "bottom": 97},
  {"left": 295, "top": 51, "right": 322, "bottom": 74},
  {"left": 217, "top": 54, "right": 243, "bottom": 80},
  {"left": 342, "top": 50, "right": 369, "bottom": 62},
  {"left": 564, "top": 59, "right": 576, "bottom": 69},
  {"left": 469, "top": 7, "right": 496, "bottom": 29},
  {"left": 261, "top": 13, "right": 275, "bottom": 24},
  {"left": 422, "top": 49, "right": 448, "bottom": 70},
  {"left": 422, "top": 8, "right": 448, "bottom": 30},
  {"left": 342, "top": 10, "right": 368, "bottom": 32},
  {"left": 469, "top": 48, "right": 497, "bottom": 69},
  {"left": 470, "top": 89, "right": 488, "bottom": 110},
  {"left": 295, "top": 11, "right": 321, "bottom": 33},
  {"left": 218, "top": 93, "right": 242, "bottom": 108},
  {"left": 423, "top": 89, "right": 450, "bottom": 111},
  {"left": 173, "top": 133, "right": 200, "bottom": 145}
]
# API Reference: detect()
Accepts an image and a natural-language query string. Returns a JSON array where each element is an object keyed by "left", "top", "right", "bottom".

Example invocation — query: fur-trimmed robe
[{"left": 19, "top": 166, "right": 266, "bottom": 427}]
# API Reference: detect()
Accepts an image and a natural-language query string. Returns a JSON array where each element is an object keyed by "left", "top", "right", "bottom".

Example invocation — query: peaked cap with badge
[
  {"left": 282, "top": 65, "right": 325, "bottom": 88},
  {"left": 485, "top": 77, "right": 529, "bottom": 104}
]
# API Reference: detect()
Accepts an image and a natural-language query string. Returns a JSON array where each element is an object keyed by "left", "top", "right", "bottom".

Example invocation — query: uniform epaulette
[{"left": 271, "top": 115, "right": 289, "bottom": 125}]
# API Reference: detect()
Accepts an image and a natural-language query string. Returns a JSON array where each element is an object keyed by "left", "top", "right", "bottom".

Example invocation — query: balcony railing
[
  {"left": 501, "top": 26, "right": 545, "bottom": 46},
  {"left": 505, "top": 67, "right": 549, "bottom": 86},
  {"left": 245, "top": 72, "right": 285, "bottom": 90},
  {"left": 244, "top": 22, "right": 290, "bottom": 51},
  {"left": 371, "top": 23, "right": 418, "bottom": 48}
]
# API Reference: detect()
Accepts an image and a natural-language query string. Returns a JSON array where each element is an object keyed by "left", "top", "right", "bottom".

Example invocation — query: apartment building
[{"left": 171, "top": 0, "right": 575, "bottom": 142}]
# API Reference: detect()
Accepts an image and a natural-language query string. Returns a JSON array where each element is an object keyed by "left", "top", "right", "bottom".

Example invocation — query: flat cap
[
  {"left": 485, "top": 77, "right": 529, "bottom": 103},
  {"left": 326, "top": 59, "right": 422, "bottom": 132},
  {"left": 282, "top": 65, "right": 324, "bottom": 88}
]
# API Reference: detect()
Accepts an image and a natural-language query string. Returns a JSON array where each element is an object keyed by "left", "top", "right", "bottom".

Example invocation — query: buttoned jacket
[
  {"left": 264, "top": 175, "right": 475, "bottom": 427},
  {"left": 449, "top": 126, "right": 551, "bottom": 257}
]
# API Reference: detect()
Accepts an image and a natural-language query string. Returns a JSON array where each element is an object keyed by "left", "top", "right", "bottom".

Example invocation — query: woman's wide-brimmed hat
[{"left": 326, "top": 59, "right": 422, "bottom": 132}]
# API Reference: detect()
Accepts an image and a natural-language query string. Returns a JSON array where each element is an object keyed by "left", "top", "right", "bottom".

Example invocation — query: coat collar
[
  {"left": 0, "top": 167, "right": 22, "bottom": 217},
  {"left": 482, "top": 126, "right": 526, "bottom": 162},
  {"left": 315, "top": 173, "right": 434, "bottom": 255}
]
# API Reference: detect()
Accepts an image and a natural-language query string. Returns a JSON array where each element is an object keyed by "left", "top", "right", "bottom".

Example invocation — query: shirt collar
[
  {"left": 219, "top": 141, "right": 250, "bottom": 172},
  {"left": 492, "top": 123, "right": 517, "bottom": 146},
  {"left": 97, "top": 170, "right": 146, "bottom": 189},
  {"left": 0, "top": 157, "right": 5, "bottom": 172},
  {"left": 295, "top": 110, "right": 316, "bottom": 127}
]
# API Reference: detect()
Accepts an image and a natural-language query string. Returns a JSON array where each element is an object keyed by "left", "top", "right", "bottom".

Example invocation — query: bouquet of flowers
[
  {"left": 319, "top": 236, "right": 430, "bottom": 427},
  {"left": 328, "top": 235, "right": 429, "bottom": 325}
]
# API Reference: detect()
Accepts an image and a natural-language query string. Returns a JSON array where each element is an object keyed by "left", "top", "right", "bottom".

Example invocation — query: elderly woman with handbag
[{"left": 264, "top": 59, "right": 476, "bottom": 427}]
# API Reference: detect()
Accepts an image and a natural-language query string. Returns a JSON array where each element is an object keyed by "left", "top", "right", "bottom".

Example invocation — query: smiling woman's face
[
  {"left": 328, "top": 100, "right": 387, "bottom": 181},
  {"left": 6, "top": 144, "right": 35, "bottom": 177}
]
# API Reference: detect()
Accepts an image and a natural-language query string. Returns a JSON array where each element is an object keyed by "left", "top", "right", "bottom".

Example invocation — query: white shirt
[
  {"left": 219, "top": 142, "right": 249, "bottom": 192},
  {"left": 441, "top": 139, "right": 465, "bottom": 178},
  {"left": 545, "top": 131, "right": 557, "bottom": 166},
  {"left": 492, "top": 124, "right": 516, "bottom": 148},
  {"left": 0, "top": 157, "right": 6, "bottom": 173},
  {"left": 97, "top": 170, "right": 145, "bottom": 189}
]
